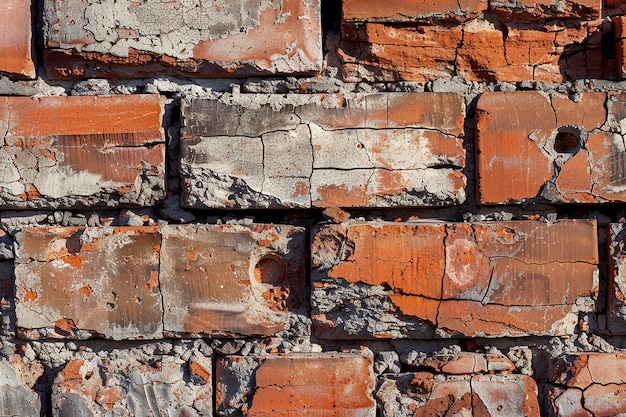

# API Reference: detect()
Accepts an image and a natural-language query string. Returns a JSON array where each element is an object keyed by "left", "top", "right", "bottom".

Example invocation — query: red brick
[
  {"left": 342, "top": 0, "right": 486, "bottom": 22},
  {"left": 43, "top": 0, "right": 321, "bottom": 79},
  {"left": 475, "top": 92, "right": 626, "bottom": 204},
  {"left": 181, "top": 93, "right": 466, "bottom": 209},
  {"left": 549, "top": 353, "right": 626, "bottom": 417},
  {"left": 0, "top": 95, "right": 165, "bottom": 208},
  {"left": 53, "top": 356, "right": 212, "bottom": 416},
  {"left": 339, "top": 20, "right": 604, "bottom": 83},
  {"left": 15, "top": 226, "right": 163, "bottom": 340},
  {"left": 311, "top": 220, "right": 598, "bottom": 339},
  {"left": 377, "top": 373, "right": 539, "bottom": 417},
  {"left": 0, "top": 0, "right": 35, "bottom": 78},
  {"left": 615, "top": 16, "right": 626, "bottom": 80},
  {"left": 160, "top": 224, "right": 306, "bottom": 337},
  {"left": 216, "top": 353, "right": 375, "bottom": 417}
]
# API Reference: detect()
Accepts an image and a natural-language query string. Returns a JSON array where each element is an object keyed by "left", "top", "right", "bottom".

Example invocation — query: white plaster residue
[{"left": 33, "top": 165, "right": 124, "bottom": 199}]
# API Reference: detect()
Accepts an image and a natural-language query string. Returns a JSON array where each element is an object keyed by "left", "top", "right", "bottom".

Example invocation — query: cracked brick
[
  {"left": 160, "top": 223, "right": 306, "bottom": 338},
  {"left": 0, "top": 95, "right": 165, "bottom": 209},
  {"left": 339, "top": 16, "right": 605, "bottom": 83},
  {"left": 377, "top": 372, "right": 539, "bottom": 417},
  {"left": 475, "top": 91, "right": 626, "bottom": 204},
  {"left": 43, "top": 0, "right": 322, "bottom": 79},
  {"left": 216, "top": 352, "right": 375, "bottom": 417},
  {"left": 608, "top": 223, "right": 626, "bottom": 333},
  {"left": 0, "top": 0, "right": 35, "bottom": 79},
  {"left": 52, "top": 356, "right": 212, "bottom": 416},
  {"left": 311, "top": 220, "right": 598, "bottom": 339},
  {"left": 15, "top": 226, "right": 163, "bottom": 340},
  {"left": 180, "top": 93, "right": 466, "bottom": 209},
  {"left": 548, "top": 353, "right": 626, "bottom": 417},
  {"left": 342, "top": 0, "right": 486, "bottom": 22},
  {"left": 0, "top": 356, "right": 42, "bottom": 417}
]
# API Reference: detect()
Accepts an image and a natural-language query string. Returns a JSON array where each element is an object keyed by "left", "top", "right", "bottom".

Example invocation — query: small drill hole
[
  {"left": 253, "top": 255, "right": 286, "bottom": 285},
  {"left": 554, "top": 131, "right": 580, "bottom": 153}
]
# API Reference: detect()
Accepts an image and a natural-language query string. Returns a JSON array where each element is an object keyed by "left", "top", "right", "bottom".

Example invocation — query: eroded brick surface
[
  {"left": 475, "top": 91, "right": 626, "bottom": 204},
  {"left": 15, "top": 226, "right": 163, "bottom": 340},
  {"left": 311, "top": 220, "right": 598, "bottom": 339},
  {"left": 160, "top": 223, "right": 306, "bottom": 337},
  {"left": 0, "top": 0, "right": 35, "bottom": 79},
  {"left": 378, "top": 373, "right": 539, "bottom": 417},
  {"left": 339, "top": 11, "right": 604, "bottom": 82},
  {"left": 43, "top": 0, "right": 322, "bottom": 79},
  {"left": 216, "top": 353, "right": 375, "bottom": 417},
  {"left": 547, "top": 353, "right": 626, "bottom": 417},
  {"left": 342, "top": 0, "right": 486, "bottom": 22},
  {"left": 52, "top": 356, "right": 212, "bottom": 416},
  {"left": 180, "top": 93, "right": 466, "bottom": 209},
  {"left": 0, "top": 95, "right": 165, "bottom": 208},
  {"left": 0, "top": 357, "right": 42, "bottom": 417},
  {"left": 608, "top": 223, "right": 626, "bottom": 333}
]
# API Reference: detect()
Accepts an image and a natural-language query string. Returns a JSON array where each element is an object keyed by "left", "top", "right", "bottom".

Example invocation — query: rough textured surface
[
  {"left": 0, "top": 95, "right": 165, "bottom": 208},
  {"left": 15, "top": 226, "right": 163, "bottom": 340},
  {"left": 43, "top": 0, "right": 322, "bottom": 79},
  {"left": 339, "top": 13, "right": 605, "bottom": 83},
  {"left": 342, "top": 0, "right": 487, "bottom": 22},
  {"left": 378, "top": 373, "right": 540, "bottom": 417},
  {"left": 547, "top": 353, "right": 626, "bottom": 417},
  {"left": 475, "top": 91, "right": 626, "bottom": 204},
  {"left": 0, "top": 0, "right": 35, "bottom": 79},
  {"left": 160, "top": 223, "right": 306, "bottom": 337},
  {"left": 609, "top": 222, "right": 626, "bottom": 333},
  {"left": 181, "top": 93, "right": 466, "bottom": 209},
  {"left": 216, "top": 352, "right": 375, "bottom": 417},
  {"left": 52, "top": 354, "right": 213, "bottom": 416},
  {"left": 0, "top": 357, "right": 42, "bottom": 416},
  {"left": 311, "top": 220, "right": 598, "bottom": 339}
]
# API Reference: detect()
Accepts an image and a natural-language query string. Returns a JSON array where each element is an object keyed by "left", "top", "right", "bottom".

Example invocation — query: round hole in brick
[
  {"left": 554, "top": 130, "right": 580, "bottom": 153},
  {"left": 253, "top": 254, "right": 286, "bottom": 285}
]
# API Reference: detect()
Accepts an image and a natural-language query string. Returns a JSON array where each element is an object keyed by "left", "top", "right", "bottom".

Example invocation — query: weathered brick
[
  {"left": 0, "top": 95, "right": 165, "bottom": 208},
  {"left": 216, "top": 353, "right": 375, "bottom": 417},
  {"left": 339, "top": 19, "right": 604, "bottom": 83},
  {"left": 608, "top": 223, "right": 626, "bottom": 333},
  {"left": 311, "top": 220, "right": 598, "bottom": 339},
  {"left": 489, "top": 0, "right": 601, "bottom": 21},
  {"left": 342, "top": 0, "right": 486, "bottom": 22},
  {"left": 160, "top": 223, "right": 306, "bottom": 337},
  {"left": 53, "top": 356, "right": 212, "bottom": 416},
  {"left": 615, "top": 16, "right": 626, "bottom": 80},
  {"left": 474, "top": 91, "right": 626, "bottom": 204},
  {"left": 378, "top": 372, "right": 539, "bottom": 417},
  {"left": 15, "top": 226, "right": 163, "bottom": 340},
  {"left": 548, "top": 353, "right": 626, "bottom": 417},
  {"left": 180, "top": 93, "right": 466, "bottom": 209},
  {"left": 404, "top": 352, "right": 515, "bottom": 375},
  {"left": 0, "top": 0, "right": 35, "bottom": 79},
  {"left": 43, "top": 0, "right": 322, "bottom": 79},
  {"left": 0, "top": 357, "right": 42, "bottom": 416}
]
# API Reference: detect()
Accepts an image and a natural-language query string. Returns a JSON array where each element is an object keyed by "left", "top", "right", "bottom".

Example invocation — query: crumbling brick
[
  {"left": 180, "top": 93, "right": 466, "bottom": 209},
  {"left": 339, "top": 12, "right": 604, "bottom": 82},
  {"left": 378, "top": 373, "right": 540, "bottom": 417},
  {"left": 160, "top": 223, "right": 306, "bottom": 337},
  {"left": 216, "top": 352, "right": 375, "bottom": 417},
  {"left": 52, "top": 356, "right": 212, "bottom": 416},
  {"left": 43, "top": 0, "right": 322, "bottom": 79},
  {"left": 15, "top": 226, "right": 163, "bottom": 340},
  {"left": 475, "top": 91, "right": 626, "bottom": 204},
  {"left": 547, "top": 353, "right": 626, "bottom": 417},
  {"left": 342, "top": 0, "right": 486, "bottom": 22},
  {"left": 0, "top": 357, "right": 42, "bottom": 416},
  {"left": 0, "top": 95, "right": 165, "bottom": 208},
  {"left": 311, "top": 220, "right": 598, "bottom": 339},
  {"left": 0, "top": 0, "right": 35, "bottom": 79}
]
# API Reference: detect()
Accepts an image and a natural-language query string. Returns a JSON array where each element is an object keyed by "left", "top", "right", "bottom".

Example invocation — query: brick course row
[{"left": 4, "top": 0, "right": 626, "bottom": 81}]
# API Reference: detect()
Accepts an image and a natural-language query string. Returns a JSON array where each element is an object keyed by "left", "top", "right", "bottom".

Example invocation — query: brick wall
[{"left": 1, "top": 1, "right": 626, "bottom": 416}]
